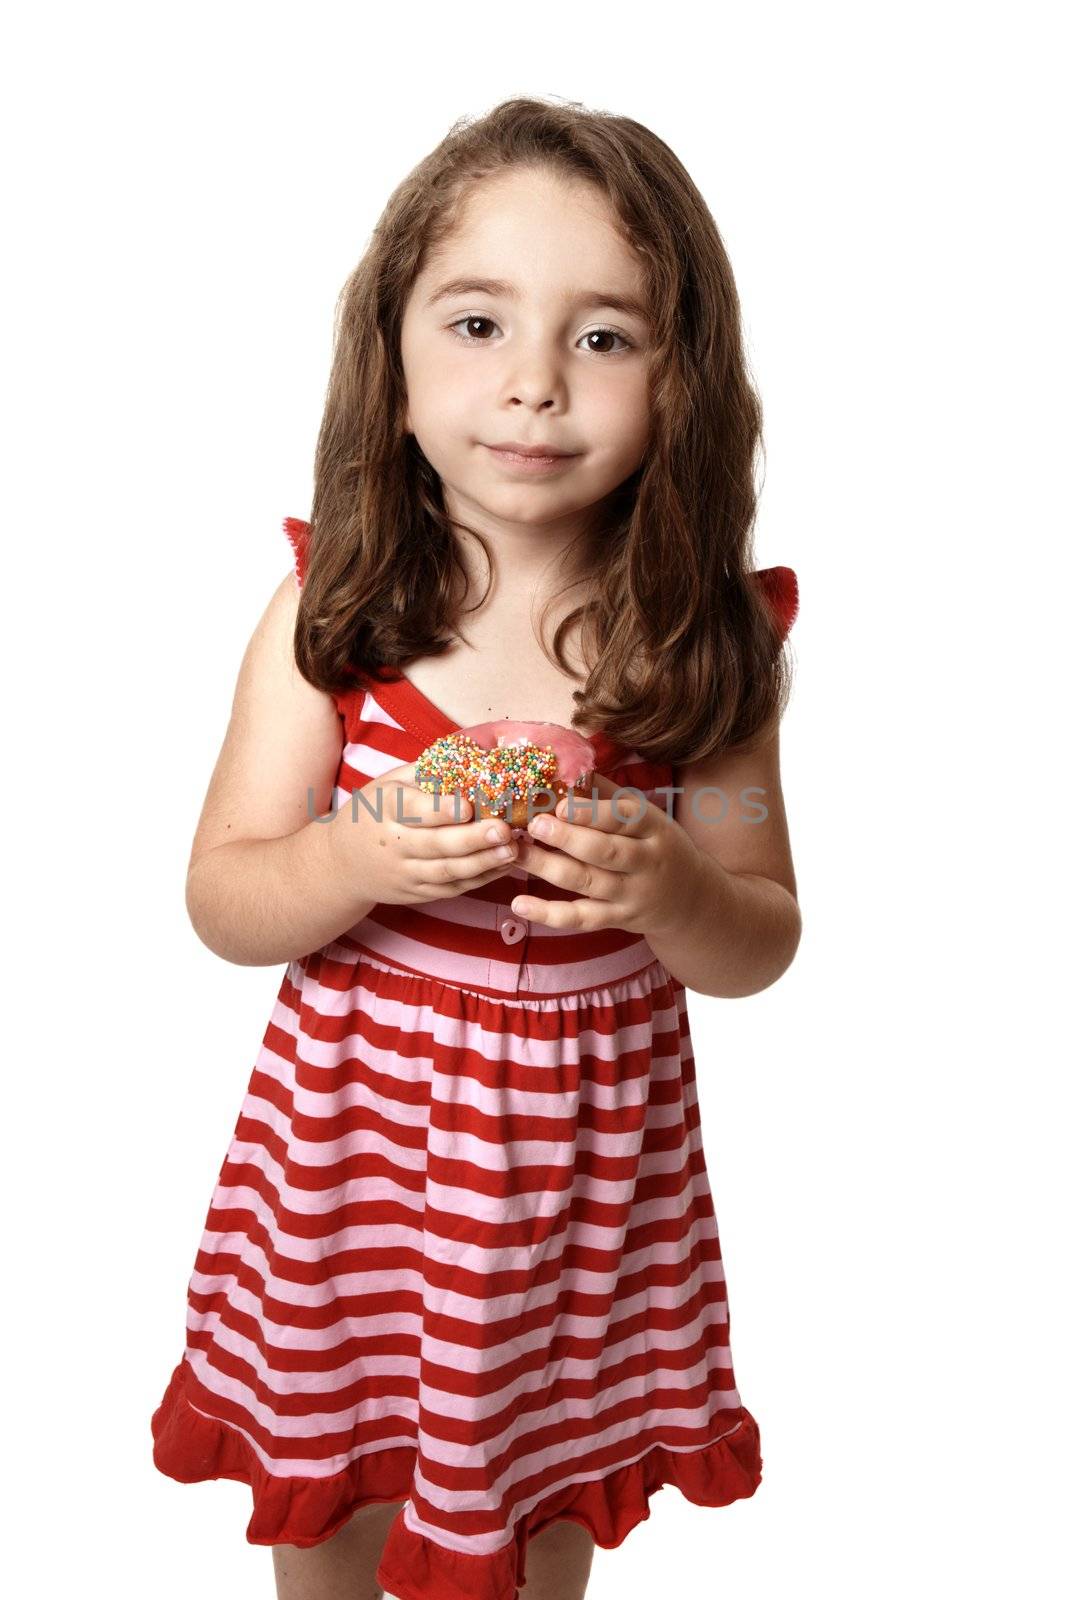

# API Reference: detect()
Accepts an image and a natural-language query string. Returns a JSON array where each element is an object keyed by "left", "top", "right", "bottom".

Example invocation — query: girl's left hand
[{"left": 510, "top": 772, "right": 703, "bottom": 935}]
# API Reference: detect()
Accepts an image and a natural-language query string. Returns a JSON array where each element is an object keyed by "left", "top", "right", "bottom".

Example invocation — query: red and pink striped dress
[{"left": 152, "top": 517, "right": 799, "bottom": 1600}]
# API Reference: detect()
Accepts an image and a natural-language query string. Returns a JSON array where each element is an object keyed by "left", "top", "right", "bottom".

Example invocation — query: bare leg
[
  {"left": 519, "top": 1518, "right": 596, "bottom": 1600},
  {"left": 296, "top": 1508, "right": 594, "bottom": 1600},
  {"left": 271, "top": 1500, "right": 405, "bottom": 1600}
]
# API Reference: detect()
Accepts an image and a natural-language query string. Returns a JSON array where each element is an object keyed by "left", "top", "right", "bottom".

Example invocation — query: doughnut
[{"left": 413, "top": 719, "right": 597, "bottom": 830}]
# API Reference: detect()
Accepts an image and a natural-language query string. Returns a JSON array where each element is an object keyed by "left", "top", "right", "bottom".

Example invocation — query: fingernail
[{"left": 487, "top": 825, "right": 504, "bottom": 843}]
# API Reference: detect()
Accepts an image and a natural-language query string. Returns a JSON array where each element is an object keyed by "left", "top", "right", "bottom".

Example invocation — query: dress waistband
[{"left": 320, "top": 934, "right": 680, "bottom": 1005}]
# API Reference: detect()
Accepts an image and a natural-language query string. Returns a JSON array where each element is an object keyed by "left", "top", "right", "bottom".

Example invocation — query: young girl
[{"left": 151, "top": 96, "right": 800, "bottom": 1600}]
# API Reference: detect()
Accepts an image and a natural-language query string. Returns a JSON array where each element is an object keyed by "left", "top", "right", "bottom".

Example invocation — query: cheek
[
  {"left": 408, "top": 359, "right": 472, "bottom": 440},
  {"left": 620, "top": 405, "right": 652, "bottom": 462},
  {"left": 587, "top": 375, "right": 650, "bottom": 442},
  {"left": 590, "top": 395, "right": 651, "bottom": 476}
]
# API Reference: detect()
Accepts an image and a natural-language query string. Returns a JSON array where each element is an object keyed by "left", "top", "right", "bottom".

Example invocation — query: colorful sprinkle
[{"left": 414, "top": 733, "right": 560, "bottom": 819}]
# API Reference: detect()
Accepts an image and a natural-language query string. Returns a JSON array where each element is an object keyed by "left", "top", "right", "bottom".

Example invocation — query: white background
[{"left": 4, "top": 2, "right": 1063, "bottom": 1596}]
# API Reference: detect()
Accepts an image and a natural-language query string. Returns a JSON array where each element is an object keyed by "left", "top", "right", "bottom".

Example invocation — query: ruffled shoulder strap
[
  {"left": 283, "top": 515, "right": 313, "bottom": 589},
  {"left": 753, "top": 564, "right": 799, "bottom": 642}
]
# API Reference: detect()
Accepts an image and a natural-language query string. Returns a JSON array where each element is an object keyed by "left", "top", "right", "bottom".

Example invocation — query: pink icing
[{"left": 456, "top": 720, "right": 596, "bottom": 785}]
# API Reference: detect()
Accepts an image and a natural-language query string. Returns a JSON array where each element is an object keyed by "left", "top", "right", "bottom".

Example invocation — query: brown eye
[
  {"left": 579, "top": 328, "right": 633, "bottom": 356},
  {"left": 446, "top": 316, "right": 634, "bottom": 355},
  {"left": 448, "top": 315, "right": 499, "bottom": 342}
]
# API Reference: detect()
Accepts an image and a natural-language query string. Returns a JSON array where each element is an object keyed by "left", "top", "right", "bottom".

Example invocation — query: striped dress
[{"left": 151, "top": 517, "right": 799, "bottom": 1600}]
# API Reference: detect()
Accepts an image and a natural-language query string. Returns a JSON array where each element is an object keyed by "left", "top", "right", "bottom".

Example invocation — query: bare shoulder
[
  {"left": 186, "top": 571, "right": 345, "bottom": 876},
  {"left": 673, "top": 719, "right": 797, "bottom": 899}
]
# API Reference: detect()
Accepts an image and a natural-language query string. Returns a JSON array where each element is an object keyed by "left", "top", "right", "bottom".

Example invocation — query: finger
[
  {"left": 380, "top": 759, "right": 422, "bottom": 785},
  {"left": 516, "top": 836, "right": 622, "bottom": 903},
  {"left": 400, "top": 812, "right": 517, "bottom": 861},
  {"left": 507, "top": 892, "right": 613, "bottom": 931},
  {"left": 377, "top": 777, "right": 478, "bottom": 829},
  {"left": 552, "top": 775, "right": 654, "bottom": 836},
  {"left": 419, "top": 839, "right": 520, "bottom": 884},
  {"left": 405, "top": 769, "right": 525, "bottom": 828},
  {"left": 524, "top": 811, "right": 639, "bottom": 872},
  {"left": 379, "top": 759, "right": 459, "bottom": 808},
  {"left": 416, "top": 857, "right": 520, "bottom": 897}
]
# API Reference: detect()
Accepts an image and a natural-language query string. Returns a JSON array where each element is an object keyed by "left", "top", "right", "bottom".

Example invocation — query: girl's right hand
[{"left": 330, "top": 759, "right": 520, "bottom": 906}]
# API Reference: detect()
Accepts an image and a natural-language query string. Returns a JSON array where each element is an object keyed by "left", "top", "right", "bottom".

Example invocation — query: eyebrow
[{"left": 425, "top": 276, "right": 650, "bottom": 321}]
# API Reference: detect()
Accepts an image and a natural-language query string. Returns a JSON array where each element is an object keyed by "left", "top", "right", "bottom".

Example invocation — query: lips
[{"left": 488, "top": 442, "right": 575, "bottom": 458}]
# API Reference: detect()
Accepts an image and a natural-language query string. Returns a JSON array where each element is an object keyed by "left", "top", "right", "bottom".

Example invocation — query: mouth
[{"left": 484, "top": 443, "right": 579, "bottom": 472}]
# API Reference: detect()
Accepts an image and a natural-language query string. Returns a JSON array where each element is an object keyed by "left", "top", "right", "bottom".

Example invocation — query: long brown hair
[{"left": 295, "top": 94, "right": 794, "bottom": 764}]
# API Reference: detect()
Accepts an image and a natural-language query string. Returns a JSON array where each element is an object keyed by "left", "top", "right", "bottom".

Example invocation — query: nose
[
  {"left": 507, "top": 387, "right": 560, "bottom": 412},
  {"left": 502, "top": 345, "right": 565, "bottom": 411}
]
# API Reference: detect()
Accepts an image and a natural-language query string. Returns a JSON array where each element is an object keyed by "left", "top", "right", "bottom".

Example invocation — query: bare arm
[
  {"left": 184, "top": 572, "right": 520, "bottom": 967},
  {"left": 645, "top": 720, "right": 801, "bottom": 997},
  {"left": 643, "top": 851, "right": 801, "bottom": 998},
  {"left": 183, "top": 571, "right": 366, "bottom": 966},
  {"left": 186, "top": 814, "right": 378, "bottom": 968}
]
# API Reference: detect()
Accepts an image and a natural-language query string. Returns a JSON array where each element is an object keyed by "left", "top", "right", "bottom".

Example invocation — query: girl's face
[{"left": 400, "top": 167, "right": 652, "bottom": 542}]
